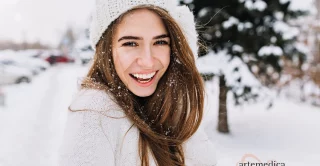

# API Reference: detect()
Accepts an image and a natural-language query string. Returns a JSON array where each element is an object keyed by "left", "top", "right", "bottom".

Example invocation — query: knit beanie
[{"left": 90, "top": 0, "right": 199, "bottom": 59}]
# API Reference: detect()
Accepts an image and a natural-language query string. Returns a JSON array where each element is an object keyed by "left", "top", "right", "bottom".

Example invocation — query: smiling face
[{"left": 112, "top": 8, "right": 171, "bottom": 97}]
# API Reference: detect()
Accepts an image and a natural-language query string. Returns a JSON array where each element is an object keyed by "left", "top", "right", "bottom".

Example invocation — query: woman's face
[{"left": 112, "top": 9, "right": 170, "bottom": 97}]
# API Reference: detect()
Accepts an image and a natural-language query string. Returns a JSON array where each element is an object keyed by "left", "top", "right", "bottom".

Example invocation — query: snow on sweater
[{"left": 58, "top": 89, "right": 217, "bottom": 166}]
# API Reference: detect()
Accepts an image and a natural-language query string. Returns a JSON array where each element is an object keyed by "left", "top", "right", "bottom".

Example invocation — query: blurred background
[{"left": 0, "top": 0, "right": 319, "bottom": 165}]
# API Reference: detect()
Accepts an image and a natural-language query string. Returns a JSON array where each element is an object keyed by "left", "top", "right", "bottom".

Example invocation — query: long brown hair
[{"left": 78, "top": 5, "right": 205, "bottom": 166}]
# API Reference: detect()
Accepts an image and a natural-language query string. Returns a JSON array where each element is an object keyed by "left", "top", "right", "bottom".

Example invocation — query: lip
[
  {"left": 130, "top": 70, "right": 158, "bottom": 87},
  {"left": 131, "top": 70, "right": 157, "bottom": 74}
]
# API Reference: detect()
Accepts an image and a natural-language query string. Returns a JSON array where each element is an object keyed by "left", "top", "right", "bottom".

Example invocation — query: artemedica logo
[{"left": 236, "top": 154, "right": 286, "bottom": 166}]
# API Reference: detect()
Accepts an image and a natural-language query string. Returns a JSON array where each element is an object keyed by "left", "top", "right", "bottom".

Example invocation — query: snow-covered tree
[
  {"left": 59, "top": 27, "right": 76, "bottom": 51},
  {"left": 180, "top": 0, "right": 309, "bottom": 133}
]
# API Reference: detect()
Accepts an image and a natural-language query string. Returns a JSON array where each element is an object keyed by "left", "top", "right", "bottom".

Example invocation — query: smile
[{"left": 129, "top": 71, "right": 157, "bottom": 84}]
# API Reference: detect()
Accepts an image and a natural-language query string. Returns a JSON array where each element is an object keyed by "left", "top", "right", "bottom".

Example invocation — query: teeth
[
  {"left": 132, "top": 72, "right": 156, "bottom": 79},
  {"left": 139, "top": 80, "right": 150, "bottom": 83}
]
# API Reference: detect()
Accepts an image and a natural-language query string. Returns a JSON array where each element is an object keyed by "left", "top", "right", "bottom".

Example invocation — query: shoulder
[
  {"left": 66, "top": 88, "right": 132, "bottom": 136},
  {"left": 59, "top": 89, "right": 139, "bottom": 165},
  {"left": 69, "top": 88, "right": 124, "bottom": 117}
]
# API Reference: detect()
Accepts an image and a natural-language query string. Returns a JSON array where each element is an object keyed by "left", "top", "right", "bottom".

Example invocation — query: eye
[
  {"left": 154, "top": 40, "right": 169, "bottom": 45},
  {"left": 122, "top": 42, "right": 138, "bottom": 47}
]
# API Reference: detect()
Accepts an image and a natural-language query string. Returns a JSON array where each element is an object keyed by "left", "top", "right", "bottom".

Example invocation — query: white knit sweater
[{"left": 58, "top": 89, "right": 217, "bottom": 166}]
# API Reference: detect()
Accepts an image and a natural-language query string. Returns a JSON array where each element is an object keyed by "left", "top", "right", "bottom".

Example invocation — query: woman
[{"left": 58, "top": 0, "right": 217, "bottom": 166}]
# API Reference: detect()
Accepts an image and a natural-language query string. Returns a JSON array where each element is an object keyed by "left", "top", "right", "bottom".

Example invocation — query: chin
[{"left": 130, "top": 87, "right": 156, "bottom": 97}]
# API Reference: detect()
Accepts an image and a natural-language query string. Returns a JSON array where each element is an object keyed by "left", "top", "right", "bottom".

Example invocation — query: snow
[
  {"left": 203, "top": 33, "right": 214, "bottom": 40},
  {"left": 74, "top": 32, "right": 91, "bottom": 50},
  {"left": 182, "top": 0, "right": 193, "bottom": 4},
  {"left": 274, "top": 12, "right": 284, "bottom": 20},
  {"left": 280, "top": 78, "right": 320, "bottom": 106},
  {"left": 0, "top": 64, "right": 88, "bottom": 166},
  {"left": 0, "top": 63, "right": 319, "bottom": 165},
  {"left": 0, "top": 50, "right": 50, "bottom": 70},
  {"left": 232, "top": 45, "right": 244, "bottom": 53},
  {"left": 0, "top": 50, "right": 16, "bottom": 57},
  {"left": 237, "top": 22, "right": 253, "bottom": 31},
  {"left": 258, "top": 45, "right": 283, "bottom": 56},
  {"left": 244, "top": 0, "right": 267, "bottom": 11},
  {"left": 273, "top": 21, "right": 300, "bottom": 40},
  {"left": 222, "top": 17, "right": 239, "bottom": 29},
  {"left": 304, "top": 81, "right": 320, "bottom": 99},
  {"left": 279, "top": 0, "right": 315, "bottom": 12},
  {"left": 15, "top": 49, "right": 42, "bottom": 58},
  {"left": 203, "top": 78, "right": 320, "bottom": 166},
  {"left": 287, "top": 0, "right": 316, "bottom": 12},
  {"left": 0, "top": 63, "right": 33, "bottom": 77},
  {"left": 196, "top": 50, "right": 261, "bottom": 88},
  {"left": 198, "top": 7, "right": 211, "bottom": 18},
  {"left": 294, "top": 42, "right": 310, "bottom": 55}
]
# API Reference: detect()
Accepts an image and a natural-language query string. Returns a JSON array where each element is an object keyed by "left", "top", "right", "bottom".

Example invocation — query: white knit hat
[{"left": 90, "top": 0, "right": 199, "bottom": 59}]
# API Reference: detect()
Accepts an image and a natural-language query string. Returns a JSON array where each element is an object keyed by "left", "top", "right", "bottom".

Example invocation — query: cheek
[
  {"left": 113, "top": 50, "right": 135, "bottom": 73},
  {"left": 159, "top": 49, "right": 171, "bottom": 70}
]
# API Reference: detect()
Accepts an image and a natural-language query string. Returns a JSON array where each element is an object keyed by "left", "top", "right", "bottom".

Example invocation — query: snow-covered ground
[
  {"left": 0, "top": 64, "right": 87, "bottom": 166},
  {"left": 0, "top": 64, "right": 319, "bottom": 166},
  {"left": 203, "top": 78, "right": 320, "bottom": 166}
]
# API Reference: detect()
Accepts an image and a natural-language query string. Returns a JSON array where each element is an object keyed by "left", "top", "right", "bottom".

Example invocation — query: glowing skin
[{"left": 112, "top": 9, "right": 171, "bottom": 97}]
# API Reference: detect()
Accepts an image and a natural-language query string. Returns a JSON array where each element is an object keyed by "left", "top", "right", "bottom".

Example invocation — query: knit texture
[
  {"left": 90, "top": 0, "right": 199, "bottom": 59},
  {"left": 58, "top": 89, "right": 217, "bottom": 166}
]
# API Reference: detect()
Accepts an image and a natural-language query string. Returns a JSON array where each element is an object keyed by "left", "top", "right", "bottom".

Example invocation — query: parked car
[
  {"left": 45, "top": 54, "right": 75, "bottom": 65},
  {"left": 27, "top": 58, "right": 50, "bottom": 71},
  {"left": 78, "top": 46, "right": 94, "bottom": 65},
  {"left": 0, "top": 50, "right": 50, "bottom": 72},
  {"left": 15, "top": 50, "right": 51, "bottom": 71},
  {"left": 0, "top": 61, "right": 33, "bottom": 85},
  {"left": 0, "top": 59, "right": 40, "bottom": 75}
]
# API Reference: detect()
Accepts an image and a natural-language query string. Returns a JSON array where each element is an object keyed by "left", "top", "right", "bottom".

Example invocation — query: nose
[{"left": 137, "top": 46, "right": 155, "bottom": 69}]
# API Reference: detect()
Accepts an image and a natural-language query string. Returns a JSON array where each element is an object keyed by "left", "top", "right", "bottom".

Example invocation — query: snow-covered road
[
  {"left": 0, "top": 64, "right": 87, "bottom": 166},
  {"left": 0, "top": 64, "right": 319, "bottom": 166}
]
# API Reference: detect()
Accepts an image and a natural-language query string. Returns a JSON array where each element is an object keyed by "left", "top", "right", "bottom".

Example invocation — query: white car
[
  {"left": 0, "top": 59, "right": 40, "bottom": 75},
  {"left": 15, "top": 50, "right": 51, "bottom": 71},
  {"left": 0, "top": 62, "right": 33, "bottom": 84},
  {"left": 26, "top": 57, "right": 50, "bottom": 71},
  {"left": 3, "top": 53, "right": 51, "bottom": 73},
  {"left": 74, "top": 37, "right": 94, "bottom": 65},
  {"left": 78, "top": 46, "right": 94, "bottom": 65}
]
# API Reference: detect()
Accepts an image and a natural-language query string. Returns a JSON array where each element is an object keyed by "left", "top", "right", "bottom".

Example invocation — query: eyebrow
[{"left": 118, "top": 34, "right": 169, "bottom": 42}]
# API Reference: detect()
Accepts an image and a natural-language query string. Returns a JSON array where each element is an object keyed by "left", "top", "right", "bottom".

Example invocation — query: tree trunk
[{"left": 217, "top": 75, "right": 229, "bottom": 133}]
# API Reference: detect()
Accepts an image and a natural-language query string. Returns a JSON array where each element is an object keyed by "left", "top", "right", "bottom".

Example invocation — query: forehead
[{"left": 114, "top": 8, "right": 168, "bottom": 38}]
